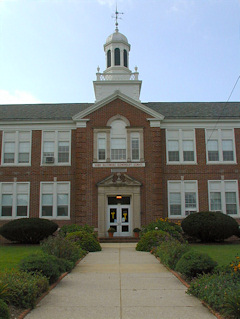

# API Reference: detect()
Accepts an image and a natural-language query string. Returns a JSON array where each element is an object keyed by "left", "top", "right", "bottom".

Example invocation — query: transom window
[
  {"left": 0, "top": 182, "right": 30, "bottom": 218},
  {"left": 168, "top": 180, "right": 198, "bottom": 218},
  {"left": 166, "top": 129, "right": 196, "bottom": 164},
  {"left": 42, "top": 130, "right": 71, "bottom": 165},
  {"left": 40, "top": 182, "right": 70, "bottom": 219},
  {"left": 206, "top": 129, "right": 235, "bottom": 163},
  {"left": 208, "top": 180, "right": 239, "bottom": 215},
  {"left": 2, "top": 131, "right": 31, "bottom": 165}
]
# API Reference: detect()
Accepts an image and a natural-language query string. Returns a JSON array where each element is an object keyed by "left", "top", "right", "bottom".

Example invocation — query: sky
[{"left": 0, "top": 0, "right": 240, "bottom": 104}]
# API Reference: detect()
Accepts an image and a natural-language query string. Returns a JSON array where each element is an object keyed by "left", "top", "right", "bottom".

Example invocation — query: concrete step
[{"left": 99, "top": 236, "right": 139, "bottom": 243}]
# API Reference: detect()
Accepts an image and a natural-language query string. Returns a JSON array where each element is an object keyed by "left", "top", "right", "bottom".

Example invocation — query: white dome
[{"left": 105, "top": 31, "right": 129, "bottom": 45}]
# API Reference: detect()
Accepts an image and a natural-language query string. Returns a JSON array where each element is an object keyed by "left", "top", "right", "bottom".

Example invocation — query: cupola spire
[{"left": 113, "top": 5, "right": 124, "bottom": 32}]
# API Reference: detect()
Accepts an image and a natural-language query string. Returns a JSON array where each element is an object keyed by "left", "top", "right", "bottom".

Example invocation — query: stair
[{"left": 99, "top": 236, "right": 139, "bottom": 243}]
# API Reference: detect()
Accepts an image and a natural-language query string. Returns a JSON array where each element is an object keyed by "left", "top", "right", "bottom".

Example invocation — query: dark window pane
[
  {"left": 168, "top": 151, "right": 179, "bottom": 161},
  {"left": 208, "top": 151, "right": 219, "bottom": 161},
  {"left": 1, "top": 206, "right": 12, "bottom": 217},
  {"left": 114, "top": 48, "right": 120, "bottom": 66},
  {"left": 223, "top": 151, "right": 234, "bottom": 161},
  {"left": 108, "top": 197, "right": 130, "bottom": 205},
  {"left": 124, "top": 49, "right": 127, "bottom": 67},
  {"left": 17, "top": 206, "right": 27, "bottom": 217},
  {"left": 42, "top": 206, "right": 53, "bottom": 217},
  {"left": 107, "top": 50, "right": 111, "bottom": 67},
  {"left": 122, "top": 226, "right": 129, "bottom": 232},
  {"left": 183, "top": 151, "right": 194, "bottom": 161},
  {"left": 57, "top": 206, "right": 68, "bottom": 216}
]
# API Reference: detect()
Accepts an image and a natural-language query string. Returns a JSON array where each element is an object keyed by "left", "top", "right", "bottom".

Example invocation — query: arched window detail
[
  {"left": 114, "top": 48, "right": 120, "bottom": 66},
  {"left": 124, "top": 49, "right": 128, "bottom": 67},
  {"left": 107, "top": 50, "right": 111, "bottom": 68},
  {"left": 111, "top": 120, "right": 126, "bottom": 161}
]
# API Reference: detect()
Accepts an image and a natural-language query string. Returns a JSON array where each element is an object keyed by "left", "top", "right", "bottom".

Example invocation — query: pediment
[
  {"left": 97, "top": 173, "right": 142, "bottom": 187},
  {"left": 72, "top": 90, "right": 164, "bottom": 121}
]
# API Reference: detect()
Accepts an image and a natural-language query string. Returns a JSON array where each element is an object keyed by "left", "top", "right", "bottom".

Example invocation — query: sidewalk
[{"left": 25, "top": 243, "right": 216, "bottom": 319}]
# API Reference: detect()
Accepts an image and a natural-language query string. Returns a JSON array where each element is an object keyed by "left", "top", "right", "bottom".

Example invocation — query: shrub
[
  {"left": 0, "top": 281, "right": 10, "bottom": 302},
  {"left": 141, "top": 218, "right": 183, "bottom": 238},
  {"left": 0, "top": 270, "right": 48, "bottom": 309},
  {"left": 156, "top": 239, "right": 190, "bottom": 269},
  {"left": 188, "top": 271, "right": 240, "bottom": 314},
  {"left": 41, "top": 234, "right": 85, "bottom": 263},
  {"left": 19, "top": 253, "right": 70, "bottom": 284},
  {"left": 66, "top": 230, "right": 101, "bottom": 252},
  {"left": 222, "top": 290, "right": 240, "bottom": 319},
  {"left": 181, "top": 211, "right": 239, "bottom": 242},
  {"left": 0, "top": 299, "right": 10, "bottom": 319},
  {"left": 136, "top": 230, "right": 171, "bottom": 252},
  {"left": 59, "top": 224, "right": 94, "bottom": 236},
  {"left": 0, "top": 218, "right": 58, "bottom": 244},
  {"left": 175, "top": 250, "right": 217, "bottom": 279}
]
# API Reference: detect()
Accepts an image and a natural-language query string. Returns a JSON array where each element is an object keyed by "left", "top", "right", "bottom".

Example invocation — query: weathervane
[{"left": 112, "top": 4, "right": 123, "bottom": 32}]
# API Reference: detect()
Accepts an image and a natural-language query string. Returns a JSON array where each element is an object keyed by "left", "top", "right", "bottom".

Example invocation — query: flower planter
[{"left": 108, "top": 232, "right": 114, "bottom": 238}]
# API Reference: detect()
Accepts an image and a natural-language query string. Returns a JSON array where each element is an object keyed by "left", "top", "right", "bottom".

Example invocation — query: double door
[{"left": 108, "top": 204, "right": 130, "bottom": 236}]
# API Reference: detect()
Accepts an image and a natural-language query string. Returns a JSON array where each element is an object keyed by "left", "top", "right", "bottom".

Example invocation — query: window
[
  {"left": 131, "top": 133, "right": 140, "bottom": 161},
  {"left": 0, "top": 182, "right": 30, "bottom": 218},
  {"left": 168, "top": 181, "right": 198, "bottom": 218},
  {"left": 42, "top": 131, "right": 71, "bottom": 165},
  {"left": 166, "top": 129, "right": 196, "bottom": 164},
  {"left": 208, "top": 180, "right": 239, "bottom": 215},
  {"left": 124, "top": 49, "right": 128, "bottom": 67},
  {"left": 40, "top": 182, "right": 70, "bottom": 219},
  {"left": 2, "top": 131, "right": 31, "bottom": 165},
  {"left": 114, "top": 48, "right": 120, "bottom": 65},
  {"left": 97, "top": 133, "right": 106, "bottom": 161},
  {"left": 206, "top": 129, "right": 235, "bottom": 163},
  {"left": 93, "top": 117, "right": 144, "bottom": 163},
  {"left": 107, "top": 50, "right": 111, "bottom": 68},
  {"left": 110, "top": 120, "right": 127, "bottom": 161}
]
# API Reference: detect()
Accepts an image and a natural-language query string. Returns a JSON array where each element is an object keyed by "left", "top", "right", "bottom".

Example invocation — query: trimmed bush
[
  {"left": 0, "top": 299, "right": 10, "bottom": 319},
  {"left": 156, "top": 239, "right": 190, "bottom": 270},
  {"left": 175, "top": 250, "right": 217, "bottom": 279},
  {"left": 59, "top": 224, "right": 94, "bottom": 236},
  {"left": 181, "top": 211, "right": 239, "bottom": 242},
  {"left": 41, "top": 235, "right": 85, "bottom": 263},
  {"left": 141, "top": 218, "right": 183, "bottom": 239},
  {"left": 188, "top": 271, "right": 240, "bottom": 315},
  {"left": 136, "top": 230, "right": 171, "bottom": 252},
  {"left": 66, "top": 230, "right": 101, "bottom": 252},
  {"left": 0, "top": 270, "right": 49, "bottom": 308},
  {"left": 0, "top": 218, "right": 58, "bottom": 244}
]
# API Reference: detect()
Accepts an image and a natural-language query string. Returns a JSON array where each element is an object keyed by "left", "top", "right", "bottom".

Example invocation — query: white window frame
[
  {"left": 1, "top": 131, "right": 32, "bottom": 166},
  {"left": 40, "top": 182, "right": 70, "bottom": 220},
  {"left": 131, "top": 132, "right": 140, "bottom": 162},
  {"left": 168, "top": 180, "right": 199, "bottom": 218},
  {"left": 208, "top": 180, "right": 239, "bottom": 216},
  {"left": 166, "top": 129, "right": 196, "bottom": 164},
  {"left": 97, "top": 133, "right": 107, "bottom": 162},
  {"left": 41, "top": 130, "right": 71, "bottom": 166},
  {"left": 206, "top": 129, "right": 236, "bottom": 164},
  {"left": 0, "top": 182, "right": 30, "bottom": 219}
]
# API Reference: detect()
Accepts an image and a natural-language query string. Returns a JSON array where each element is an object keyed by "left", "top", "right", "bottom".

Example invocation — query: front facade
[{"left": 1, "top": 27, "right": 240, "bottom": 237}]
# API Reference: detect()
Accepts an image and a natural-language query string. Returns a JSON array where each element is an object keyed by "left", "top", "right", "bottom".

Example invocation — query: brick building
[{"left": 0, "top": 27, "right": 240, "bottom": 237}]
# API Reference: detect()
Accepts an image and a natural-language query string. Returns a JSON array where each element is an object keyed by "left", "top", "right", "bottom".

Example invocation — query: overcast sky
[{"left": 0, "top": 0, "right": 240, "bottom": 104}]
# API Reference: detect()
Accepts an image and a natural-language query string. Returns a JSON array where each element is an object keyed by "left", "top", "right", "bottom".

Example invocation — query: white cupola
[{"left": 93, "top": 16, "right": 142, "bottom": 102}]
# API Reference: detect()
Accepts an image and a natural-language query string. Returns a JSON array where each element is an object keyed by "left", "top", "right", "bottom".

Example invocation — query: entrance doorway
[{"left": 108, "top": 196, "right": 130, "bottom": 236}]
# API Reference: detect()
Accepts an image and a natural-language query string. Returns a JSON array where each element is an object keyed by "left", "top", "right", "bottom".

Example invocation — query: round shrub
[
  {"left": 0, "top": 218, "right": 58, "bottom": 244},
  {"left": 175, "top": 250, "right": 217, "bottom": 279},
  {"left": 59, "top": 224, "right": 94, "bottom": 237},
  {"left": 41, "top": 235, "right": 84, "bottom": 263},
  {"left": 136, "top": 230, "right": 171, "bottom": 252},
  {"left": 0, "top": 299, "right": 10, "bottom": 319},
  {"left": 141, "top": 218, "right": 183, "bottom": 239},
  {"left": 156, "top": 239, "right": 190, "bottom": 270},
  {"left": 19, "top": 254, "right": 62, "bottom": 284},
  {"left": 181, "top": 211, "right": 239, "bottom": 242},
  {"left": 66, "top": 230, "right": 101, "bottom": 252}
]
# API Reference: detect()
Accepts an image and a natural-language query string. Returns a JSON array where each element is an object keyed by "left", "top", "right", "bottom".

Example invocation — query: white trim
[
  {"left": 93, "top": 162, "right": 145, "bottom": 168},
  {"left": 72, "top": 91, "right": 164, "bottom": 121},
  {"left": 161, "top": 120, "right": 240, "bottom": 129}
]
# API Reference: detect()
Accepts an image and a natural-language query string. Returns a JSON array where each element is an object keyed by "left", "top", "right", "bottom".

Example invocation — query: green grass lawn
[
  {"left": 0, "top": 245, "right": 41, "bottom": 271},
  {"left": 190, "top": 243, "right": 240, "bottom": 266}
]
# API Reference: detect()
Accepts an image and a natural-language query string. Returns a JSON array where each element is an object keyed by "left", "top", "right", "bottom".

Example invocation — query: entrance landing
[{"left": 25, "top": 243, "right": 216, "bottom": 319}]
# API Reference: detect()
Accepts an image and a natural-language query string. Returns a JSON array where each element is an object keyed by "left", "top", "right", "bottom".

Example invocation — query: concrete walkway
[{"left": 25, "top": 243, "right": 216, "bottom": 319}]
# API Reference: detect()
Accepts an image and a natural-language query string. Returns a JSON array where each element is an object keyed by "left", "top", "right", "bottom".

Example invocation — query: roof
[{"left": 0, "top": 101, "right": 240, "bottom": 122}]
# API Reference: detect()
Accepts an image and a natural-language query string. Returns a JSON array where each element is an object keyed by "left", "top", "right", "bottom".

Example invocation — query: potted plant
[
  {"left": 108, "top": 227, "right": 116, "bottom": 238},
  {"left": 133, "top": 227, "right": 141, "bottom": 238}
]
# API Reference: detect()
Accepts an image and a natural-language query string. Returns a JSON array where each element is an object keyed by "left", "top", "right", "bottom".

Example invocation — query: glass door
[{"left": 108, "top": 200, "right": 131, "bottom": 236}]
